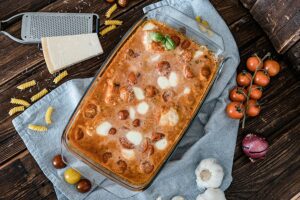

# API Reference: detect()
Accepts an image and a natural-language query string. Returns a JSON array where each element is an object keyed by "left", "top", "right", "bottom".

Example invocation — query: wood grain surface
[{"left": 0, "top": 0, "right": 299, "bottom": 199}]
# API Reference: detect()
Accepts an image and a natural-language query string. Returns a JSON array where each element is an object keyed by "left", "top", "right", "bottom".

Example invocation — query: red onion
[{"left": 242, "top": 133, "right": 269, "bottom": 161}]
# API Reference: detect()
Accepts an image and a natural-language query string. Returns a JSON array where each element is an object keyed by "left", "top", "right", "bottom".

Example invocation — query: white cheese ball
[{"left": 196, "top": 188, "right": 226, "bottom": 200}]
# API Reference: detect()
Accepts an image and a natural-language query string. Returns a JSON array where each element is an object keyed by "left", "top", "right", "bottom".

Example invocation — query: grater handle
[
  {"left": 93, "top": 13, "right": 99, "bottom": 34},
  {"left": 0, "top": 13, "right": 29, "bottom": 44}
]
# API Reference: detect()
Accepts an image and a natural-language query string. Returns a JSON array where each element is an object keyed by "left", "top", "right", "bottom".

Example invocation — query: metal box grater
[{"left": 0, "top": 12, "right": 99, "bottom": 44}]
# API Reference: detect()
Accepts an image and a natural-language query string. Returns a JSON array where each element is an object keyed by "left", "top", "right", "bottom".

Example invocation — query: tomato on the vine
[
  {"left": 245, "top": 99, "right": 261, "bottom": 117},
  {"left": 246, "top": 56, "right": 262, "bottom": 72},
  {"left": 254, "top": 71, "right": 270, "bottom": 87},
  {"left": 237, "top": 71, "right": 252, "bottom": 86},
  {"left": 229, "top": 87, "right": 247, "bottom": 102},
  {"left": 226, "top": 102, "right": 245, "bottom": 119},
  {"left": 247, "top": 84, "right": 263, "bottom": 100},
  {"left": 263, "top": 59, "right": 280, "bottom": 77}
]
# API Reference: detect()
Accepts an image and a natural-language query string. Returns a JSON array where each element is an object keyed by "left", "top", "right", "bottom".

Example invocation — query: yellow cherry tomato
[{"left": 64, "top": 168, "right": 81, "bottom": 184}]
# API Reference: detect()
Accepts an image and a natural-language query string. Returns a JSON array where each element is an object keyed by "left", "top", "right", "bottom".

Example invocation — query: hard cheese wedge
[{"left": 41, "top": 33, "right": 103, "bottom": 74}]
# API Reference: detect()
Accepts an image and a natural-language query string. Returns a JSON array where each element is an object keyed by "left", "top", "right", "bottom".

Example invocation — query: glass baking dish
[{"left": 62, "top": 6, "right": 225, "bottom": 191}]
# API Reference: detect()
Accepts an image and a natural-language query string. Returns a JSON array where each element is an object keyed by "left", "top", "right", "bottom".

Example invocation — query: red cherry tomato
[
  {"left": 263, "top": 59, "right": 280, "bottom": 76},
  {"left": 236, "top": 71, "right": 252, "bottom": 86},
  {"left": 226, "top": 102, "right": 245, "bottom": 119},
  {"left": 245, "top": 99, "right": 261, "bottom": 117},
  {"left": 229, "top": 87, "right": 247, "bottom": 102},
  {"left": 246, "top": 56, "right": 262, "bottom": 72},
  {"left": 247, "top": 85, "right": 263, "bottom": 100},
  {"left": 254, "top": 71, "right": 270, "bottom": 87}
]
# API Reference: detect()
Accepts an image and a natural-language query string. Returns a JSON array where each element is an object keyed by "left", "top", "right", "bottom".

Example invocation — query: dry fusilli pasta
[
  {"left": 9, "top": 106, "right": 25, "bottom": 116},
  {"left": 10, "top": 98, "right": 30, "bottom": 107},
  {"left": 100, "top": 25, "right": 116, "bottom": 36},
  {"left": 28, "top": 124, "right": 48, "bottom": 132},
  {"left": 30, "top": 88, "right": 48, "bottom": 102},
  {"left": 104, "top": 19, "right": 123, "bottom": 26},
  {"left": 45, "top": 106, "right": 54, "bottom": 124},
  {"left": 53, "top": 70, "right": 68, "bottom": 84},
  {"left": 105, "top": 3, "right": 117, "bottom": 18},
  {"left": 17, "top": 80, "right": 36, "bottom": 90}
]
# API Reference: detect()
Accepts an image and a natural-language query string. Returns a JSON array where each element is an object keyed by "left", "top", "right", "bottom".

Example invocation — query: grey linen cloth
[{"left": 12, "top": 0, "right": 240, "bottom": 199}]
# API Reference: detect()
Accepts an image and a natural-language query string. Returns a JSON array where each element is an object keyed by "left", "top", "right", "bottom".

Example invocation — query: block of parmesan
[{"left": 41, "top": 33, "right": 103, "bottom": 74}]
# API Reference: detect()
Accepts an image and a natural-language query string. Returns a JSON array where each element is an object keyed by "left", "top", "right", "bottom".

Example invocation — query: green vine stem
[{"left": 242, "top": 52, "right": 271, "bottom": 129}]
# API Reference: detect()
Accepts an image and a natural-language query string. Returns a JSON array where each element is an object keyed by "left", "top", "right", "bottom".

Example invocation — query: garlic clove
[
  {"left": 196, "top": 188, "right": 226, "bottom": 200},
  {"left": 195, "top": 158, "right": 224, "bottom": 189},
  {"left": 171, "top": 196, "right": 185, "bottom": 200}
]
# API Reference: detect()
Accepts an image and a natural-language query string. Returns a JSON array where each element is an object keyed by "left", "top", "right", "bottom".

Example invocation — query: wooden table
[{"left": 0, "top": 0, "right": 299, "bottom": 199}]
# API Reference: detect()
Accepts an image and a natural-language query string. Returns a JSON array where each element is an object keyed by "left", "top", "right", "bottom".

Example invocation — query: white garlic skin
[
  {"left": 195, "top": 158, "right": 224, "bottom": 189},
  {"left": 196, "top": 188, "right": 226, "bottom": 200},
  {"left": 171, "top": 196, "right": 185, "bottom": 200}
]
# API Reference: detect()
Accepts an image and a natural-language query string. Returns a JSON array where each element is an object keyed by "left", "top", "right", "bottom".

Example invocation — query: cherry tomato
[
  {"left": 245, "top": 99, "right": 261, "bottom": 117},
  {"left": 263, "top": 59, "right": 280, "bottom": 76},
  {"left": 229, "top": 87, "right": 247, "bottom": 102},
  {"left": 247, "top": 85, "right": 263, "bottom": 100},
  {"left": 236, "top": 71, "right": 252, "bottom": 86},
  {"left": 64, "top": 168, "right": 81, "bottom": 184},
  {"left": 226, "top": 102, "right": 245, "bottom": 119},
  {"left": 246, "top": 56, "right": 262, "bottom": 72},
  {"left": 254, "top": 71, "right": 270, "bottom": 87}
]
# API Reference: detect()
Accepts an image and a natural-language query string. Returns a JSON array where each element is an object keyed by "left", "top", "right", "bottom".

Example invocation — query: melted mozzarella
[
  {"left": 159, "top": 108, "right": 179, "bottom": 126},
  {"left": 129, "top": 106, "right": 136, "bottom": 120},
  {"left": 126, "top": 131, "right": 143, "bottom": 145},
  {"left": 133, "top": 86, "right": 145, "bottom": 100},
  {"left": 155, "top": 138, "right": 168, "bottom": 150},
  {"left": 137, "top": 101, "right": 149, "bottom": 115},
  {"left": 150, "top": 54, "right": 161, "bottom": 62},
  {"left": 143, "top": 22, "right": 157, "bottom": 31},
  {"left": 121, "top": 149, "right": 135, "bottom": 160},
  {"left": 193, "top": 50, "right": 204, "bottom": 59},
  {"left": 184, "top": 87, "right": 191, "bottom": 94},
  {"left": 169, "top": 72, "right": 178, "bottom": 87},
  {"left": 96, "top": 121, "right": 112, "bottom": 136},
  {"left": 143, "top": 33, "right": 151, "bottom": 50},
  {"left": 157, "top": 76, "right": 170, "bottom": 89}
]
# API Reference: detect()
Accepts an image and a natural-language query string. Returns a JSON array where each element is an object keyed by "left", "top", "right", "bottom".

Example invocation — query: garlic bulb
[
  {"left": 195, "top": 158, "right": 224, "bottom": 189},
  {"left": 171, "top": 196, "right": 185, "bottom": 200},
  {"left": 196, "top": 188, "right": 226, "bottom": 200}
]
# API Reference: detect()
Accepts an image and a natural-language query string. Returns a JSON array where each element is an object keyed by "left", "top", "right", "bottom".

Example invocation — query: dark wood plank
[
  {"left": 0, "top": 0, "right": 57, "bottom": 20},
  {"left": 0, "top": 151, "right": 55, "bottom": 200},
  {"left": 226, "top": 117, "right": 300, "bottom": 199}
]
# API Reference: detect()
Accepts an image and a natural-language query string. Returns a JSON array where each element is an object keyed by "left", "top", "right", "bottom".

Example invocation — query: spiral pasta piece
[
  {"left": 30, "top": 88, "right": 48, "bottom": 102},
  {"left": 45, "top": 106, "right": 54, "bottom": 124},
  {"left": 10, "top": 98, "right": 30, "bottom": 107},
  {"left": 53, "top": 70, "right": 68, "bottom": 84},
  {"left": 9, "top": 106, "right": 25, "bottom": 116},
  {"left": 105, "top": 3, "right": 117, "bottom": 18},
  {"left": 100, "top": 25, "right": 116, "bottom": 36},
  {"left": 28, "top": 124, "right": 48, "bottom": 132},
  {"left": 104, "top": 19, "right": 123, "bottom": 26},
  {"left": 17, "top": 80, "right": 36, "bottom": 90}
]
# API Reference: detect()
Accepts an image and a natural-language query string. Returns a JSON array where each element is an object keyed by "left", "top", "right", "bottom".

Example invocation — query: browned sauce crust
[{"left": 66, "top": 20, "right": 218, "bottom": 187}]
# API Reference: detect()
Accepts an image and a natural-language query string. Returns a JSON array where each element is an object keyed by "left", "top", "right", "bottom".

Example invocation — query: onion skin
[{"left": 242, "top": 133, "right": 269, "bottom": 161}]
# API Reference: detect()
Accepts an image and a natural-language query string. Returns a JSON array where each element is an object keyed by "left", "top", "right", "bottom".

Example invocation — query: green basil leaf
[
  {"left": 164, "top": 36, "right": 176, "bottom": 50},
  {"left": 150, "top": 32, "right": 165, "bottom": 42}
]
